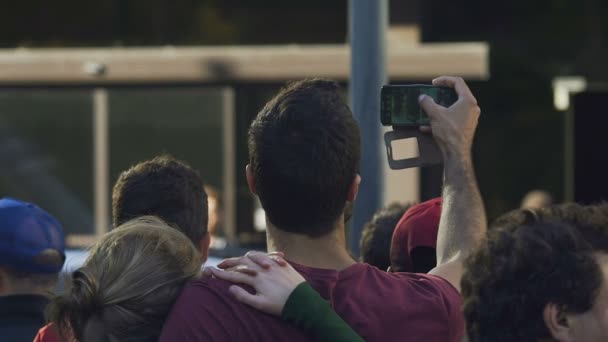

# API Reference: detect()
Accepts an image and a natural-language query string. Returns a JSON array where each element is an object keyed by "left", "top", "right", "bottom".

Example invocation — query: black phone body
[{"left": 380, "top": 85, "right": 457, "bottom": 126}]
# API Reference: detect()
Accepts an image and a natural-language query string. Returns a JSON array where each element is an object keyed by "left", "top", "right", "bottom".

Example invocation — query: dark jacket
[{"left": 0, "top": 295, "right": 49, "bottom": 342}]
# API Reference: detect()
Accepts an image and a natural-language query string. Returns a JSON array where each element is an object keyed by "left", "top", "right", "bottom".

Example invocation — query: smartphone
[{"left": 380, "top": 85, "right": 458, "bottom": 126}]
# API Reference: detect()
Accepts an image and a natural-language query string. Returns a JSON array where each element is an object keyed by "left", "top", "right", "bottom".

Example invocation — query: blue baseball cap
[{"left": 0, "top": 198, "right": 66, "bottom": 273}]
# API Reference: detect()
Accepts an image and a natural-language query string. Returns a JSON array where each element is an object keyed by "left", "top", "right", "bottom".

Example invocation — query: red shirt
[
  {"left": 33, "top": 324, "right": 61, "bottom": 342},
  {"left": 160, "top": 262, "right": 464, "bottom": 342}
]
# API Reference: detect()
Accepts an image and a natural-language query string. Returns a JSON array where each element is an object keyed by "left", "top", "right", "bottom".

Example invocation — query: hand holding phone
[
  {"left": 418, "top": 77, "right": 480, "bottom": 156},
  {"left": 380, "top": 81, "right": 473, "bottom": 169},
  {"left": 381, "top": 85, "right": 457, "bottom": 126}
]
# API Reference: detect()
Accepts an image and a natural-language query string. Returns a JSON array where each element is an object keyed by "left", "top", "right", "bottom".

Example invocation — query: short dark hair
[
  {"left": 360, "top": 203, "right": 411, "bottom": 270},
  {"left": 492, "top": 202, "right": 608, "bottom": 232},
  {"left": 112, "top": 155, "right": 208, "bottom": 245},
  {"left": 462, "top": 203, "right": 608, "bottom": 342},
  {"left": 248, "top": 79, "right": 360, "bottom": 237}
]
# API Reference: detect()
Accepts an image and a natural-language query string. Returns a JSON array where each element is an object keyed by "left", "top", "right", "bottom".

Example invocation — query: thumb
[
  {"left": 418, "top": 94, "right": 443, "bottom": 119},
  {"left": 202, "top": 267, "right": 213, "bottom": 278}
]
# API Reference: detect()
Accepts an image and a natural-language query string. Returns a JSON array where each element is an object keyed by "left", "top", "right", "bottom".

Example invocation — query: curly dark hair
[
  {"left": 462, "top": 203, "right": 608, "bottom": 342},
  {"left": 360, "top": 202, "right": 411, "bottom": 270}
]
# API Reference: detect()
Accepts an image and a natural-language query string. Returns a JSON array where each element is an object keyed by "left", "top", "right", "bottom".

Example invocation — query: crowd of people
[{"left": 0, "top": 76, "right": 606, "bottom": 342}]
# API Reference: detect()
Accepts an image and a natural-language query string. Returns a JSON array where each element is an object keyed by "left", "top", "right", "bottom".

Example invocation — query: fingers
[
  {"left": 218, "top": 251, "right": 288, "bottom": 270},
  {"left": 218, "top": 255, "right": 261, "bottom": 270},
  {"left": 202, "top": 267, "right": 213, "bottom": 278},
  {"left": 246, "top": 251, "right": 280, "bottom": 269},
  {"left": 217, "top": 256, "right": 244, "bottom": 269},
  {"left": 418, "top": 94, "right": 443, "bottom": 120},
  {"left": 267, "top": 251, "right": 287, "bottom": 266},
  {"left": 432, "top": 76, "right": 476, "bottom": 103},
  {"left": 207, "top": 267, "right": 255, "bottom": 286},
  {"left": 270, "top": 256, "right": 288, "bottom": 267},
  {"left": 266, "top": 253, "right": 288, "bottom": 267},
  {"left": 229, "top": 285, "right": 268, "bottom": 312},
  {"left": 225, "top": 265, "right": 258, "bottom": 276}
]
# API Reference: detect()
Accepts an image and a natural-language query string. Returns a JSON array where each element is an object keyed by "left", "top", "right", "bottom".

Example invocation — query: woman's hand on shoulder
[{"left": 204, "top": 251, "right": 305, "bottom": 316}]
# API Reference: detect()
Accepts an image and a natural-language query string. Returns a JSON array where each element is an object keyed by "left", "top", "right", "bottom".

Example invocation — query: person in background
[
  {"left": 47, "top": 216, "right": 204, "bottom": 341},
  {"left": 360, "top": 202, "right": 411, "bottom": 271},
  {"left": 46, "top": 216, "right": 364, "bottom": 342},
  {"left": 34, "top": 155, "right": 209, "bottom": 342},
  {"left": 462, "top": 203, "right": 608, "bottom": 342},
  {"left": 160, "top": 76, "right": 485, "bottom": 342},
  {"left": 520, "top": 189, "right": 553, "bottom": 209},
  {"left": 390, "top": 198, "right": 441, "bottom": 273},
  {"left": 205, "top": 185, "right": 228, "bottom": 250},
  {"left": 111, "top": 155, "right": 210, "bottom": 262},
  {"left": 0, "top": 198, "right": 65, "bottom": 342}
]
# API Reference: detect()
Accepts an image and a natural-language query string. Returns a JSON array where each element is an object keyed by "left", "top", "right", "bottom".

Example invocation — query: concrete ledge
[{"left": 0, "top": 43, "right": 489, "bottom": 84}]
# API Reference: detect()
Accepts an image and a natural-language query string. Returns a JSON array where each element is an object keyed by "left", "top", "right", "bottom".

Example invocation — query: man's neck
[{"left": 266, "top": 218, "right": 357, "bottom": 271}]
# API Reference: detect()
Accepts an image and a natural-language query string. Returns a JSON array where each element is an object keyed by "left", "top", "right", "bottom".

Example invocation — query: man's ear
[
  {"left": 543, "top": 303, "right": 574, "bottom": 342},
  {"left": 347, "top": 174, "right": 361, "bottom": 202},
  {"left": 246, "top": 164, "right": 256, "bottom": 194},
  {"left": 198, "top": 232, "right": 211, "bottom": 264}
]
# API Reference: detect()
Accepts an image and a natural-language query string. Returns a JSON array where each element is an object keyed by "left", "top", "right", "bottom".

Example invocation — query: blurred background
[{"left": 0, "top": 0, "right": 606, "bottom": 258}]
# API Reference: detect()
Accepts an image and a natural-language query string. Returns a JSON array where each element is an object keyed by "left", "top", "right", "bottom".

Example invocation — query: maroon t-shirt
[{"left": 160, "top": 262, "right": 464, "bottom": 342}]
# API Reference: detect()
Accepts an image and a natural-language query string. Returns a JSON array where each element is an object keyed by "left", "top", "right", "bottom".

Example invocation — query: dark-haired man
[
  {"left": 32, "top": 156, "right": 216, "bottom": 342},
  {"left": 0, "top": 198, "right": 65, "bottom": 342},
  {"left": 112, "top": 155, "right": 210, "bottom": 261},
  {"left": 462, "top": 203, "right": 608, "bottom": 342},
  {"left": 161, "top": 76, "right": 485, "bottom": 341}
]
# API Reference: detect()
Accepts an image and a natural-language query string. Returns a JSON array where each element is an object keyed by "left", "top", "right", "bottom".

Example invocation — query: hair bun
[
  {"left": 46, "top": 268, "right": 104, "bottom": 340},
  {"left": 70, "top": 270, "right": 102, "bottom": 314}
]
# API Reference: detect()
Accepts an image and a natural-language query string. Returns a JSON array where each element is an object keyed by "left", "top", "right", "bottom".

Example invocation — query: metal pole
[
  {"left": 93, "top": 88, "right": 110, "bottom": 238},
  {"left": 222, "top": 87, "right": 237, "bottom": 243},
  {"left": 349, "top": 0, "right": 388, "bottom": 256}
]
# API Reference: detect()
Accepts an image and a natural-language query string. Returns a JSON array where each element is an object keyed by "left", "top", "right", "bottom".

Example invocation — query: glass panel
[
  {"left": 108, "top": 87, "right": 226, "bottom": 226},
  {"left": 0, "top": 90, "right": 94, "bottom": 236}
]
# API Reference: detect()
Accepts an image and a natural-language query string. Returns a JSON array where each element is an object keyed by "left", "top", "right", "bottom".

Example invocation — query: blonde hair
[{"left": 48, "top": 216, "right": 201, "bottom": 342}]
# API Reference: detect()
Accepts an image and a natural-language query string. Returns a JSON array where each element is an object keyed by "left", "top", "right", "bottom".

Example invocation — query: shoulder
[
  {"left": 369, "top": 269, "right": 464, "bottom": 340},
  {"left": 342, "top": 263, "right": 461, "bottom": 305},
  {"left": 160, "top": 276, "right": 307, "bottom": 342},
  {"left": 159, "top": 277, "right": 254, "bottom": 341},
  {"left": 357, "top": 265, "right": 462, "bottom": 313},
  {"left": 164, "top": 275, "right": 245, "bottom": 317},
  {"left": 391, "top": 271, "right": 464, "bottom": 339},
  {"left": 401, "top": 272, "right": 460, "bottom": 296},
  {"left": 393, "top": 271, "right": 461, "bottom": 306},
  {"left": 359, "top": 263, "right": 457, "bottom": 290},
  {"left": 34, "top": 324, "right": 61, "bottom": 342}
]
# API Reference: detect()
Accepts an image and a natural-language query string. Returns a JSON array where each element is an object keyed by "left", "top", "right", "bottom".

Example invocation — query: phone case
[{"left": 384, "top": 127, "right": 443, "bottom": 169}]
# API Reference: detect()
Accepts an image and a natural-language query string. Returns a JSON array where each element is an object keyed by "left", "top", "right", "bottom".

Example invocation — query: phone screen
[{"left": 380, "top": 85, "right": 457, "bottom": 126}]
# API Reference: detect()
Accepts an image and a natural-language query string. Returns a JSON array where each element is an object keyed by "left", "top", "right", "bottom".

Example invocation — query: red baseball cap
[{"left": 390, "top": 197, "right": 441, "bottom": 272}]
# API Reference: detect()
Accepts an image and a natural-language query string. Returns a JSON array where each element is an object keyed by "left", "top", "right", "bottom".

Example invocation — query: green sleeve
[{"left": 281, "top": 282, "right": 365, "bottom": 342}]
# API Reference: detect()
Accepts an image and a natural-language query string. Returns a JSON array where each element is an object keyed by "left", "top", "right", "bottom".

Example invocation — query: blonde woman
[
  {"left": 42, "top": 216, "right": 362, "bottom": 342},
  {"left": 46, "top": 216, "right": 200, "bottom": 341}
]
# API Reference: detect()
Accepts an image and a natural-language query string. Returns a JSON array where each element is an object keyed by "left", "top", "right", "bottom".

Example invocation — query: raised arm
[{"left": 420, "top": 76, "right": 487, "bottom": 292}]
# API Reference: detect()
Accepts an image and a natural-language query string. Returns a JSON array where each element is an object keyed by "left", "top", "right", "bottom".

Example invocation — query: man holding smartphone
[{"left": 160, "top": 76, "right": 485, "bottom": 342}]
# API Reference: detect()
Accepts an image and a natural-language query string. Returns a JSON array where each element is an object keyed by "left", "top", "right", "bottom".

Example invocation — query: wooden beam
[{"left": 0, "top": 43, "right": 488, "bottom": 85}]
